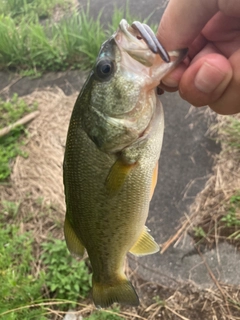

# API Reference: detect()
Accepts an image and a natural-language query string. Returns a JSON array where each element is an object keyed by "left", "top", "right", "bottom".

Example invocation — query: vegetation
[
  {"left": 0, "top": 0, "right": 146, "bottom": 181},
  {"left": 41, "top": 239, "right": 91, "bottom": 304},
  {"left": 0, "top": 1, "right": 149, "bottom": 74},
  {"left": 0, "top": 93, "right": 37, "bottom": 128},
  {"left": 192, "top": 192, "right": 240, "bottom": 248},
  {"left": 0, "top": 206, "right": 92, "bottom": 319},
  {"left": 0, "top": 94, "right": 37, "bottom": 181},
  {"left": 0, "top": 211, "right": 124, "bottom": 319},
  {"left": 222, "top": 118, "right": 240, "bottom": 150},
  {"left": 0, "top": 222, "right": 46, "bottom": 319},
  {"left": 189, "top": 113, "right": 240, "bottom": 249},
  {"left": 85, "top": 309, "right": 123, "bottom": 320},
  {"left": 0, "top": 0, "right": 70, "bottom": 21}
]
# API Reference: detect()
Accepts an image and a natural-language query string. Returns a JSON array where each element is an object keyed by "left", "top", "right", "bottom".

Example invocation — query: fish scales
[{"left": 64, "top": 108, "right": 161, "bottom": 266}]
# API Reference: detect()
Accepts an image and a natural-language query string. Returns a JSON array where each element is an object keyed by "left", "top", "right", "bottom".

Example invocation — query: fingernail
[
  {"left": 161, "top": 77, "right": 179, "bottom": 88},
  {"left": 194, "top": 62, "right": 226, "bottom": 93}
]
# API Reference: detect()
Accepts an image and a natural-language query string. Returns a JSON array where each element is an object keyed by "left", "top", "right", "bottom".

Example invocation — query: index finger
[{"left": 157, "top": 0, "right": 219, "bottom": 50}]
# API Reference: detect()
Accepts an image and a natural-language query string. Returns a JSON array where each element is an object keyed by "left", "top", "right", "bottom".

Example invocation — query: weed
[
  {"left": 20, "top": 68, "right": 42, "bottom": 79},
  {"left": 221, "top": 211, "right": 240, "bottom": 228},
  {"left": 153, "top": 295, "right": 165, "bottom": 306},
  {"left": 108, "top": 4, "right": 157, "bottom": 36},
  {"left": 221, "top": 193, "right": 240, "bottom": 228},
  {"left": 0, "top": 93, "right": 37, "bottom": 128},
  {"left": 54, "top": 8, "right": 106, "bottom": 69},
  {"left": 193, "top": 226, "right": 207, "bottom": 238},
  {"left": 0, "top": 200, "right": 20, "bottom": 220},
  {"left": 107, "top": 4, "right": 140, "bottom": 35},
  {"left": 0, "top": 0, "right": 70, "bottom": 21},
  {"left": 0, "top": 94, "right": 37, "bottom": 181},
  {"left": 70, "top": 7, "right": 106, "bottom": 67},
  {"left": 0, "top": 126, "right": 28, "bottom": 181},
  {"left": 0, "top": 4, "right": 140, "bottom": 73},
  {"left": 86, "top": 307, "right": 122, "bottom": 320},
  {"left": 223, "top": 118, "right": 240, "bottom": 151},
  {"left": 0, "top": 223, "right": 46, "bottom": 319},
  {"left": 229, "top": 193, "right": 240, "bottom": 205},
  {"left": 228, "top": 230, "right": 240, "bottom": 240},
  {"left": 35, "top": 197, "right": 44, "bottom": 206},
  {"left": 41, "top": 239, "right": 91, "bottom": 307}
]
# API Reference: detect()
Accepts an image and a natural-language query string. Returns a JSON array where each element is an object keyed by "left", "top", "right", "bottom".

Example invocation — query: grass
[
  {"left": 0, "top": 94, "right": 37, "bottom": 181},
  {"left": 0, "top": 222, "right": 46, "bottom": 319},
  {"left": 222, "top": 118, "right": 240, "bottom": 150},
  {"left": 0, "top": 2, "right": 145, "bottom": 179},
  {"left": 0, "top": 2, "right": 156, "bottom": 74},
  {"left": 0, "top": 203, "right": 123, "bottom": 319},
  {"left": 41, "top": 239, "right": 91, "bottom": 305},
  {"left": 0, "top": 203, "right": 92, "bottom": 319},
  {"left": 108, "top": 5, "right": 157, "bottom": 36},
  {"left": 190, "top": 192, "right": 240, "bottom": 249},
  {"left": 0, "top": 93, "right": 37, "bottom": 128},
  {"left": 0, "top": 0, "right": 70, "bottom": 21},
  {"left": 0, "top": 10, "right": 101, "bottom": 72},
  {"left": 85, "top": 309, "right": 123, "bottom": 320}
]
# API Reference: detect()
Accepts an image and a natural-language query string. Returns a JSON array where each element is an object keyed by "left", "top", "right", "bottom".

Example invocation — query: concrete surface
[{"left": 78, "top": 0, "right": 168, "bottom": 24}]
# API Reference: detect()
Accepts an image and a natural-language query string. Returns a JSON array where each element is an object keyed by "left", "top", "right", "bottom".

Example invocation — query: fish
[{"left": 63, "top": 19, "right": 187, "bottom": 308}]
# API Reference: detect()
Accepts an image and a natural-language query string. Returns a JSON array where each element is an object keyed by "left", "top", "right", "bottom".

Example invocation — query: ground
[{"left": 0, "top": 69, "right": 239, "bottom": 319}]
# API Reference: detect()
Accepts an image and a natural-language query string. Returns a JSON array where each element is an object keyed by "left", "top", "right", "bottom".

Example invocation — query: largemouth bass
[{"left": 63, "top": 19, "right": 187, "bottom": 308}]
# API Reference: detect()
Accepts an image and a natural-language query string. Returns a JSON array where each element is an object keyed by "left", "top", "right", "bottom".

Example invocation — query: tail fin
[{"left": 92, "top": 276, "right": 139, "bottom": 308}]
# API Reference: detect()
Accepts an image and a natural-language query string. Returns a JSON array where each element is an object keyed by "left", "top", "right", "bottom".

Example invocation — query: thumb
[{"left": 179, "top": 54, "right": 233, "bottom": 111}]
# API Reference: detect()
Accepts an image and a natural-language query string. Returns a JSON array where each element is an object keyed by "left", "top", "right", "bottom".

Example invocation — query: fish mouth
[
  {"left": 122, "top": 20, "right": 170, "bottom": 62},
  {"left": 115, "top": 19, "right": 157, "bottom": 67},
  {"left": 115, "top": 19, "right": 188, "bottom": 70},
  {"left": 118, "top": 19, "right": 138, "bottom": 45},
  {"left": 115, "top": 19, "right": 170, "bottom": 67}
]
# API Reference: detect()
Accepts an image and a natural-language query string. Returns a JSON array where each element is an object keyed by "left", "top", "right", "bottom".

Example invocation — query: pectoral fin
[
  {"left": 64, "top": 216, "right": 85, "bottom": 257},
  {"left": 150, "top": 162, "right": 158, "bottom": 200},
  {"left": 129, "top": 226, "right": 159, "bottom": 256},
  {"left": 105, "top": 159, "right": 136, "bottom": 197}
]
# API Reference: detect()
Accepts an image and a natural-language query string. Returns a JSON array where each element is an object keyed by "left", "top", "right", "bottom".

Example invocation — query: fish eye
[{"left": 95, "top": 59, "right": 114, "bottom": 81}]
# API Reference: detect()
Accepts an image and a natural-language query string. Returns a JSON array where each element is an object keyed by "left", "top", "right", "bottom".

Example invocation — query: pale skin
[{"left": 157, "top": 0, "right": 240, "bottom": 115}]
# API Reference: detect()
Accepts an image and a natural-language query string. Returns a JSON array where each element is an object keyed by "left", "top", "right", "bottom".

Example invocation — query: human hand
[{"left": 157, "top": 0, "right": 240, "bottom": 114}]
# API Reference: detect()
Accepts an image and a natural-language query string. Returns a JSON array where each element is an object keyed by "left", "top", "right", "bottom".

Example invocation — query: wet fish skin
[{"left": 63, "top": 19, "right": 187, "bottom": 308}]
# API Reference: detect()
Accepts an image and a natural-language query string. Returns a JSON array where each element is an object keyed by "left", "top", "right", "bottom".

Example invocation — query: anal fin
[
  {"left": 64, "top": 216, "right": 85, "bottom": 257},
  {"left": 129, "top": 226, "right": 159, "bottom": 256}
]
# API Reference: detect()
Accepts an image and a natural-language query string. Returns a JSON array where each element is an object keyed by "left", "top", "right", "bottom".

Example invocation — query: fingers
[
  {"left": 209, "top": 50, "right": 240, "bottom": 114},
  {"left": 157, "top": 0, "right": 240, "bottom": 114},
  {"left": 179, "top": 53, "right": 233, "bottom": 113},
  {"left": 160, "top": 62, "right": 188, "bottom": 91},
  {"left": 217, "top": 0, "right": 240, "bottom": 17},
  {"left": 157, "top": 0, "right": 240, "bottom": 50},
  {"left": 157, "top": 0, "right": 218, "bottom": 50},
  {"left": 161, "top": 47, "right": 240, "bottom": 115}
]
